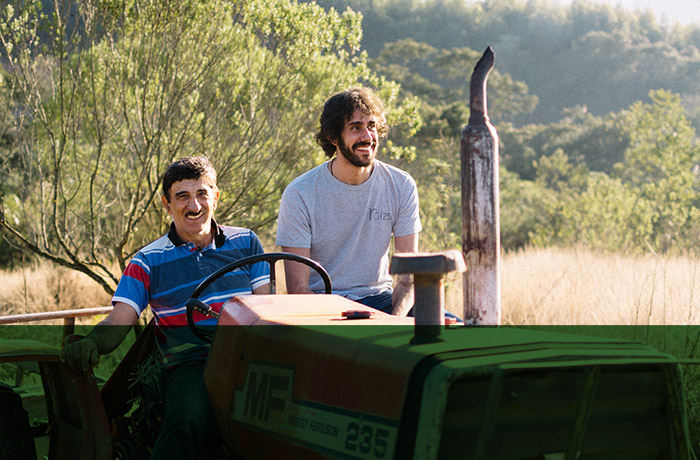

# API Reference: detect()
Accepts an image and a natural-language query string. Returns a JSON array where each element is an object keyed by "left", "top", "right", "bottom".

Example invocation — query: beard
[{"left": 338, "top": 138, "right": 376, "bottom": 167}]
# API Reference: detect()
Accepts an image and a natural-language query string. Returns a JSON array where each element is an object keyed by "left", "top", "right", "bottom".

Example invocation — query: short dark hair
[
  {"left": 162, "top": 156, "right": 218, "bottom": 201},
  {"left": 315, "top": 87, "right": 389, "bottom": 157}
]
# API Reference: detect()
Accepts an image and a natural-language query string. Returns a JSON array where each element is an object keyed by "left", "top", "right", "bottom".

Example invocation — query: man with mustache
[
  {"left": 276, "top": 87, "right": 420, "bottom": 315},
  {"left": 60, "top": 156, "right": 270, "bottom": 459}
]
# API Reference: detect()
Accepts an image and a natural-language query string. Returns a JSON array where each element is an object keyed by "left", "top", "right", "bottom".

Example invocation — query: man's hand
[
  {"left": 59, "top": 302, "right": 139, "bottom": 372},
  {"left": 59, "top": 337, "right": 99, "bottom": 372}
]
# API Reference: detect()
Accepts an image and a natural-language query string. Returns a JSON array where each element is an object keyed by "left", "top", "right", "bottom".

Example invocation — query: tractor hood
[{"left": 204, "top": 295, "right": 685, "bottom": 460}]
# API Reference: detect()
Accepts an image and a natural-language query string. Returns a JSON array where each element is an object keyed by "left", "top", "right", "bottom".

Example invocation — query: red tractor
[{"left": 0, "top": 250, "right": 692, "bottom": 459}]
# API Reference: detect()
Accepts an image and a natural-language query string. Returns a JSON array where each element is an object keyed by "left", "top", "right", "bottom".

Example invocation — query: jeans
[
  {"left": 150, "top": 360, "right": 217, "bottom": 460},
  {"left": 354, "top": 291, "right": 393, "bottom": 313}
]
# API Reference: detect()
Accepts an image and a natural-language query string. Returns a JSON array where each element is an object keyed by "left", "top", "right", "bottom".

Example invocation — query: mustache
[{"left": 353, "top": 141, "right": 374, "bottom": 149}]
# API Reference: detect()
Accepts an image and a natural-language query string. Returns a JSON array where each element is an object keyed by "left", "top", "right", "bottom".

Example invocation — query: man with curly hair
[{"left": 277, "top": 87, "right": 420, "bottom": 315}]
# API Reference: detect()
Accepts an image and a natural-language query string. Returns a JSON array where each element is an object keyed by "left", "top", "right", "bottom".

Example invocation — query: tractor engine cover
[{"left": 204, "top": 295, "right": 689, "bottom": 460}]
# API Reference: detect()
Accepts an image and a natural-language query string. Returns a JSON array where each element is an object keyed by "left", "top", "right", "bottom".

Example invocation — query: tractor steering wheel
[{"left": 185, "top": 252, "right": 332, "bottom": 343}]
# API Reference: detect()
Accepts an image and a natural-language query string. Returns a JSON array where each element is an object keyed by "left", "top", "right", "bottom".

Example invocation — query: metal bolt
[{"left": 390, "top": 250, "right": 466, "bottom": 343}]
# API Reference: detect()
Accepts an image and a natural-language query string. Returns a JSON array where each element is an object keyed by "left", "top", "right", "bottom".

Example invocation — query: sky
[{"left": 553, "top": 0, "right": 700, "bottom": 26}]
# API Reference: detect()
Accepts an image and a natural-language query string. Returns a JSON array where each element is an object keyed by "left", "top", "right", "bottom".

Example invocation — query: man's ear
[{"left": 161, "top": 194, "right": 170, "bottom": 213}]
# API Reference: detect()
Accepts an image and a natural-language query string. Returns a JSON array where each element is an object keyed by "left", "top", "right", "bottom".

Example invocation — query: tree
[
  {"left": 499, "top": 106, "right": 628, "bottom": 181},
  {"left": 534, "top": 149, "right": 588, "bottom": 193},
  {"left": 0, "top": 0, "right": 417, "bottom": 295},
  {"left": 526, "top": 90, "right": 700, "bottom": 252},
  {"left": 499, "top": 166, "right": 548, "bottom": 250},
  {"left": 528, "top": 172, "right": 647, "bottom": 251},
  {"left": 613, "top": 90, "right": 700, "bottom": 252}
]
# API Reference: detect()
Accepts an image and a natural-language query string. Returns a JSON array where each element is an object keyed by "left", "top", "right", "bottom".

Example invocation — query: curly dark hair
[
  {"left": 315, "top": 87, "right": 389, "bottom": 157},
  {"left": 162, "top": 156, "right": 218, "bottom": 201}
]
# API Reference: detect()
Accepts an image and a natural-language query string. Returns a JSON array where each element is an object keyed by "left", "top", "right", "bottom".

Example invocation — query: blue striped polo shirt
[{"left": 112, "top": 221, "right": 269, "bottom": 368}]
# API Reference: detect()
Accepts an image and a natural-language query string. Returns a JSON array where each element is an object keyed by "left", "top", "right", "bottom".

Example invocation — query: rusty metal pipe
[{"left": 461, "top": 47, "right": 501, "bottom": 325}]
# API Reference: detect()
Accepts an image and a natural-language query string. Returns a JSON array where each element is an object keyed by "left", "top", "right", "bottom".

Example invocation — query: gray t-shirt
[{"left": 276, "top": 159, "right": 421, "bottom": 298}]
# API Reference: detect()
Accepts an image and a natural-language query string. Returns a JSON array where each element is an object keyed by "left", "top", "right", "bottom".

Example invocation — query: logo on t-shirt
[{"left": 368, "top": 208, "right": 392, "bottom": 221}]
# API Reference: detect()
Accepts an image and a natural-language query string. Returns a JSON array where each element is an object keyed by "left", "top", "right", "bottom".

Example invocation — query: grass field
[
  {"left": 436, "top": 245, "right": 700, "bottom": 327},
  {"left": 501, "top": 245, "right": 700, "bottom": 326},
  {"left": 0, "top": 264, "right": 112, "bottom": 318},
  {"left": 4, "top": 246, "right": 700, "bottom": 326}
]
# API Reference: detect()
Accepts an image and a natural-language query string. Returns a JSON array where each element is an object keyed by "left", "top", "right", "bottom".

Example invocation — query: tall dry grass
[
  {"left": 0, "top": 265, "right": 112, "bottom": 319},
  {"left": 442, "top": 246, "right": 700, "bottom": 325},
  {"left": 500, "top": 246, "right": 700, "bottom": 325},
  {"left": 3, "top": 247, "right": 700, "bottom": 326}
]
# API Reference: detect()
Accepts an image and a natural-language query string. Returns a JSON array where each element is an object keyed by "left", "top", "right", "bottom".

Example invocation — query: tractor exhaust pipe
[{"left": 461, "top": 47, "right": 501, "bottom": 325}]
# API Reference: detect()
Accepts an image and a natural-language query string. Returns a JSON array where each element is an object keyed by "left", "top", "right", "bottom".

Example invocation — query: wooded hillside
[
  {"left": 316, "top": 0, "right": 700, "bottom": 128},
  {"left": 1, "top": 0, "right": 699, "bottom": 285}
]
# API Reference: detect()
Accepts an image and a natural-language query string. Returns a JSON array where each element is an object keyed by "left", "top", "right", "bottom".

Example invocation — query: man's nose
[{"left": 187, "top": 197, "right": 203, "bottom": 210}]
